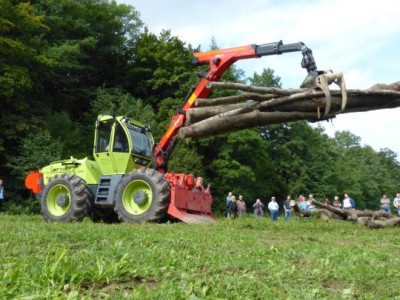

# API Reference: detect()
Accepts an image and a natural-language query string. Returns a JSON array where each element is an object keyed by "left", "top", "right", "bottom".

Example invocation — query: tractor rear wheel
[
  {"left": 41, "top": 174, "right": 91, "bottom": 222},
  {"left": 114, "top": 168, "right": 170, "bottom": 223}
]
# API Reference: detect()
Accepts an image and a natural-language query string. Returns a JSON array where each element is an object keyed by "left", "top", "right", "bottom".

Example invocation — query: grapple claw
[
  {"left": 301, "top": 71, "right": 347, "bottom": 116},
  {"left": 317, "top": 71, "right": 347, "bottom": 115}
]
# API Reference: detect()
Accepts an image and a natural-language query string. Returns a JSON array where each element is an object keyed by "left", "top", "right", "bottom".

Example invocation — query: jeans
[
  {"left": 270, "top": 210, "right": 279, "bottom": 221},
  {"left": 284, "top": 210, "right": 292, "bottom": 221}
]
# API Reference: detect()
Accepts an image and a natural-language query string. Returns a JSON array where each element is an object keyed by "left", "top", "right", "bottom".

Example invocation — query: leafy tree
[
  {"left": 248, "top": 67, "right": 282, "bottom": 87},
  {"left": 333, "top": 132, "right": 400, "bottom": 209},
  {"left": 0, "top": 1, "right": 50, "bottom": 153},
  {"left": 127, "top": 29, "right": 196, "bottom": 111},
  {"left": 33, "top": 0, "right": 144, "bottom": 118},
  {"left": 88, "top": 87, "right": 156, "bottom": 128},
  {"left": 6, "top": 130, "right": 63, "bottom": 203}
]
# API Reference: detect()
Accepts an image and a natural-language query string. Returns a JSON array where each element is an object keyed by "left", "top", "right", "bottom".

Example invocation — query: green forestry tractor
[{"left": 25, "top": 40, "right": 330, "bottom": 223}]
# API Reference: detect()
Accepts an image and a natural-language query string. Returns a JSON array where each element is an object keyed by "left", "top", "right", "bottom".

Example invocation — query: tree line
[{"left": 1, "top": 0, "right": 399, "bottom": 214}]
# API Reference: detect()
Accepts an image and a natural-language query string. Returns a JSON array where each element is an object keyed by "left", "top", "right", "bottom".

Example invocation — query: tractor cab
[{"left": 93, "top": 115, "right": 154, "bottom": 175}]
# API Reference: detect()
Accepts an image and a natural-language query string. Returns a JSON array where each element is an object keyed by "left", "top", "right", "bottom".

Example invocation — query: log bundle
[
  {"left": 294, "top": 200, "right": 400, "bottom": 228},
  {"left": 178, "top": 81, "right": 400, "bottom": 140}
]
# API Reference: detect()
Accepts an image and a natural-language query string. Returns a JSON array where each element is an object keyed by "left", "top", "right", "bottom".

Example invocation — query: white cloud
[{"left": 121, "top": 0, "right": 400, "bottom": 158}]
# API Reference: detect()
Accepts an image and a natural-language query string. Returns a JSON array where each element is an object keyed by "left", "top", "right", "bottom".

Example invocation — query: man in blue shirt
[
  {"left": 226, "top": 191, "right": 232, "bottom": 218},
  {"left": 0, "top": 178, "right": 4, "bottom": 210}
]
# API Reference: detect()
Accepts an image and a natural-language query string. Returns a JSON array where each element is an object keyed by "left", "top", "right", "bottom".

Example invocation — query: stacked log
[
  {"left": 178, "top": 81, "right": 400, "bottom": 140},
  {"left": 304, "top": 200, "right": 400, "bottom": 228}
]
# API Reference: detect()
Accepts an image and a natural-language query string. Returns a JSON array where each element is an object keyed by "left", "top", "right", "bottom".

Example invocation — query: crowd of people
[{"left": 225, "top": 191, "right": 400, "bottom": 221}]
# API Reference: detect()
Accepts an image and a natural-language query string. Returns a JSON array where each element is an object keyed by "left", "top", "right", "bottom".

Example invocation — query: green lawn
[{"left": 1, "top": 214, "right": 399, "bottom": 299}]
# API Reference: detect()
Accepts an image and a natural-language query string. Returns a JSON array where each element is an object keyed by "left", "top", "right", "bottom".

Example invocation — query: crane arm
[{"left": 154, "top": 41, "right": 319, "bottom": 173}]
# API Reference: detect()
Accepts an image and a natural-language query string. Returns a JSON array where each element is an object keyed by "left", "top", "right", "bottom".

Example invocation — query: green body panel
[{"left": 41, "top": 157, "right": 101, "bottom": 185}]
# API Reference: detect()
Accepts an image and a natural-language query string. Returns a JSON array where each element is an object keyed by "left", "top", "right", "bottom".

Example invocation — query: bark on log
[
  {"left": 206, "top": 81, "right": 305, "bottom": 95},
  {"left": 195, "top": 93, "right": 275, "bottom": 107},
  {"left": 179, "top": 110, "right": 323, "bottom": 140}
]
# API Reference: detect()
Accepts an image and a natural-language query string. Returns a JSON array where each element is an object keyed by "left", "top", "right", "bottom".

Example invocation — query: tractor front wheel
[
  {"left": 114, "top": 168, "right": 170, "bottom": 223},
  {"left": 41, "top": 174, "right": 91, "bottom": 222}
]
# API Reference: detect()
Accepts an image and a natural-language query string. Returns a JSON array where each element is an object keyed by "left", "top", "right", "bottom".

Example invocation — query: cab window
[{"left": 95, "top": 119, "right": 113, "bottom": 152}]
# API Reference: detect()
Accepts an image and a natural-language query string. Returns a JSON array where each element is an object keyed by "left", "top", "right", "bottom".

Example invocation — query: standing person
[
  {"left": 323, "top": 196, "right": 330, "bottom": 206},
  {"left": 228, "top": 195, "right": 238, "bottom": 219},
  {"left": 226, "top": 191, "right": 232, "bottom": 218},
  {"left": 393, "top": 193, "right": 400, "bottom": 216},
  {"left": 333, "top": 196, "right": 341, "bottom": 208},
  {"left": 283, "top": 195, "right": 293, "bottom": 221},
  {"left": 307, "top": 194, "right": 316, "bottom": 211},
  {"left": 342, "top": 193, "right": 355, "bottom": 210},
  {"left": 0, "top": 178, "right": 4, "bottom": 211},
  {"left": 253, "top": 199, "right": 265, "bottom": 218},
  {"left": 268, "top": 196, "right": 279, "bottom": 221},
  {"left": 298, "top": 195, "right": 308, "bottom": 210},
  {"left": 237, "top": 195, "right": 247, "bottom": 218},
  {"left": 380, "top": 194, "right": 391, "bottom": 214}
]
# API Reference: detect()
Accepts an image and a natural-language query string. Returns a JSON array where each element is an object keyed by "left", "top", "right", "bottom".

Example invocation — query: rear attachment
[{"left": 164, "top": 173, "right": 216, "bottom": 224}]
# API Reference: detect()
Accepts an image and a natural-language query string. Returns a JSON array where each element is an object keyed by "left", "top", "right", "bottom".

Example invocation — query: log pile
[
  {"left": 292, "top": 200, "right": 400, "bottom": 228},
  {"left": 178, "top": 80, "right": 400, "bottom": 140}
]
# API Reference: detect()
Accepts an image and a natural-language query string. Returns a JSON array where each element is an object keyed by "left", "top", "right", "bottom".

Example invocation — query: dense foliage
[{"left": 0, "top": 0, "right": 399, "bottom": 213}]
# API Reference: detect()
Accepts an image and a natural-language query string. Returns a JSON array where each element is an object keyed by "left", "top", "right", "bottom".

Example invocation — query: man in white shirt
[
  {"left": 342, "top": 193, "right": 355, "bottom": 210},
  {"left": 268, "top": 196, "right": 279, "bottom": 221}
]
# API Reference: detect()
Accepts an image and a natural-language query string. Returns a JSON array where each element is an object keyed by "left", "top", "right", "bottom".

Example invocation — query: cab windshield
[{"left": 127, "top": 127, "right": 152, "bottom": 157}]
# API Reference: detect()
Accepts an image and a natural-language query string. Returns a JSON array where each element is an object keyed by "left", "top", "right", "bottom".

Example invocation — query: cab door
[{"left": 94, "top": 118, "right": 117, "bottom": 175}]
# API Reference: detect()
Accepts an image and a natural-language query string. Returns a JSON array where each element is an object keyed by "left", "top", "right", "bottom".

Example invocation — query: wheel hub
[
  {"left": 56, "top": 194, "right": 69, "bottom": 207},
  {"left": 133, "top": 190, "right": 148, "bottom": 205}
]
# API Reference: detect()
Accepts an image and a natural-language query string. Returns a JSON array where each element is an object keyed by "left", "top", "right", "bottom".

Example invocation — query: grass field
[{"left": 1, "top": 214, "right": 400, "bottom": 299}]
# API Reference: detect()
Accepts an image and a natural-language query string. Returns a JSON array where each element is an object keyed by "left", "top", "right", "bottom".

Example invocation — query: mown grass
[{"left": 1, "top": 214, "right": 400, "bottom": 299}]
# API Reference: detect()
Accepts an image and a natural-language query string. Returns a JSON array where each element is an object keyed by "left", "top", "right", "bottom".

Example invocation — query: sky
[{"left": 121, "top": 0, "right": 400, "bottom": 157}]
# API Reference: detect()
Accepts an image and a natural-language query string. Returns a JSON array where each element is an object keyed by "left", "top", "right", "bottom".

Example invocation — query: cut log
[
  {"left": 195, "top": 93, "right": 275, "bottom": 107},
  {"left": 179, "top": 81, "right": 400, "bottom": 140},
  {"left": 179, "top": 110, "right": 323, "bottom": 140}
]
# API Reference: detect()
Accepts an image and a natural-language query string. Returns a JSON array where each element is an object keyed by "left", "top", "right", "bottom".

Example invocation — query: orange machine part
[
  {"left": 25, "top": 171, "right": 42, "bottom": 194},
  {"left": 164, "top": 173, "right": 216, "bottom": 224}
]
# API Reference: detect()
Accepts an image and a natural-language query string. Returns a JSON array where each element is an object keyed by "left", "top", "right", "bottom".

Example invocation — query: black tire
[
  {"left": 114, "top": 168, "right": 170, "bottom": 223},
  {"left": 41, "top": 174, "right": 92, "bottom": 222}
]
